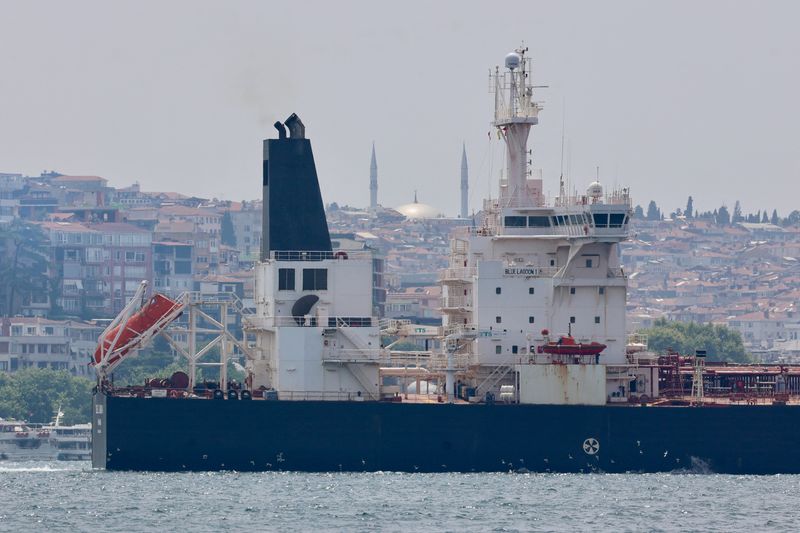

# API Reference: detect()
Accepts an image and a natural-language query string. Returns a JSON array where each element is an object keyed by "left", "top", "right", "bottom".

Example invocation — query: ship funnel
[
  {"left": 274, "top": 121, "right": 287, "bottom": 139},
  {"left": 284, "top": 113, "right": 306, "bottom": 139},
  {"left": 261, "top": 113, "right": 332, "bottom": 261}
]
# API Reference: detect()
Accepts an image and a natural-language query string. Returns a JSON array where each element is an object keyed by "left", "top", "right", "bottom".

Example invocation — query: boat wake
[{"left": 0, "top": 461, "right": 86, "bottom": 473}]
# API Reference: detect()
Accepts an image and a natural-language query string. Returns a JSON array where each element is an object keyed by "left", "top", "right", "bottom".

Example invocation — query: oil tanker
[{"left": 92, "top": 48, "right": 800, "bottom": 474}]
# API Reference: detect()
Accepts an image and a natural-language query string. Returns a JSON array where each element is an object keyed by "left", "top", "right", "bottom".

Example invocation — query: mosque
[{"left": 369, "top": 143, "right": 469, "bottom": 221}]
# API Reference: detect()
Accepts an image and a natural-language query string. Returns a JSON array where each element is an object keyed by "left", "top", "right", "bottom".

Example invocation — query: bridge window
[
  {"left": 528, "top": 316, "right": 535, "bottom": 323},
  {"left": 609, "top": 213, "right": 626, "bottom": 228},
  {"left": 528, "top": 216, "right": 551, "bottom": 228},
  {"left": 599, "top": 287, "right": 605, "bottom": 295},
  {"left": 504, "top": 216, "right": 527, "bottom": 227},
  {"left": 496, "top": 287, "right": 502, "bottom": 294},
  {"left": 570, "top": 287, "right": 576, "bottom": 295},
  {"left": 302, "top": 268, "right": 327, "bottom": 290},
  {"left": 595, "top": 316, "right": 601, "bottom": 324},
  {"left": 278, "top": 268, "right": 295, "bottom": 290},
  {"left": 496, "top": 345, "right": 502, "bottom": 354},
  {"left": 592, "top": 213, "right": 609, "bottom": 227},
  {"left": 529, "top": 287, "right": 535, "bottom": 294},
  {"left": 512, "top": 345, "right": 518, "bottom": 354},
  {"left": 570, "top": 316, "right": 576, "bottom": 323},
  {"left": 496, "top": 316, "right": 502, "bottom": 323}
]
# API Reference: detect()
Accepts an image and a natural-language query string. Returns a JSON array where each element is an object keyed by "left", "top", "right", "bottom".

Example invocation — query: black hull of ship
[{"left": 92, "top": 393, "right": 800, "bottom": 474}]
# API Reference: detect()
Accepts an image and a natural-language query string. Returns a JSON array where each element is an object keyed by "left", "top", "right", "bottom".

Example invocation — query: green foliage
[
  {"left": 646, "top": 200, "right": 661, "bottom": 221},
  {"left": 639, "top": 318, "right": 749, "bottom": 363},
  {"left": 220, "top": 211, "right": 237, "bottom": 247},
  {"left": 109, "top": 347, "right": 242, "bottom": 386},
  {"left": 0, "top": 220, "right": 50, "bottom": 316},
  {"left": 716, "top": 205, "right": 731, "bottom": 225},
  {"left": 0, "top": 369, "right": 93, "bottom": 424},
  {"left": 110, "top": 350, "right": 186, "bottom": 386}
]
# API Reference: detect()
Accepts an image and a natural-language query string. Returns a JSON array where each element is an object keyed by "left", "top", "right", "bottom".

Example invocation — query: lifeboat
[
  {"left": 537, "top": 329, "right": 606, "bottom": 356},
  {"left": 537, "top": 336, "right": 606, "bottom": 356},
  {"left": 93, "top": 293, "right": 182, "bottom": 368}
]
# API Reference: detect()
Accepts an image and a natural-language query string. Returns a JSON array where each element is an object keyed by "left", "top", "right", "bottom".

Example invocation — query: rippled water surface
[{"left": 1, "top": 461, "right": 799, "bottom": 532}]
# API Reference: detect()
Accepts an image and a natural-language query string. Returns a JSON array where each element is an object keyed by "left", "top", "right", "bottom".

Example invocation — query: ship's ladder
[{"left": 475, "top": 364, "right": 515, "bottom": 399}]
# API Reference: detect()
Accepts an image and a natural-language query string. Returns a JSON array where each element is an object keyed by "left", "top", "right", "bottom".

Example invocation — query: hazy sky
[{"left": 1, "top": 1, "right": 798, "bottom": 216}]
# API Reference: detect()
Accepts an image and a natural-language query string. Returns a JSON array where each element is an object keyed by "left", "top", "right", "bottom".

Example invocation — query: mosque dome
[{"left": 395, "top": 192, "right": 440, "bottom": 220}]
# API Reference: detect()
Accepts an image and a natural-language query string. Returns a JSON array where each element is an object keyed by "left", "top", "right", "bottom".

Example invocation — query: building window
[
  {"left": 570, "top": 316, "right": 576, "bottom": 324},
  {"left": 599, "top": 287, "right": 605, "bottom": 295},
  {"left": 495, "top": 316, "right": 502, "bottom": 324},
  {"left": 570, "top": 287, "right": 576, "bottom": 295},
  {"left": 278, "top": 268, "right": 295, "bottom": 290},
  {"left": 495, "top": 287, "right": 501, "bottom": 294},
  {"left": 512, "top": 345, "right": 518, "bottom": 354},
  {"left": 302, "top": 268, "right": 328, "bottom": 291},
  {"left": 595, "top": 316, "right": 601, "bottom": 324},
  {"left": 529, "top": 316, "right": 535, "bottom": 323},
  {"left": 495, "top": 345, "right": 502, "bottom": 354}
]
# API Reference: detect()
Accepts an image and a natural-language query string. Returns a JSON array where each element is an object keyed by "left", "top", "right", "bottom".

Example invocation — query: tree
[
  {"left": 110, "top": 349, "right": 184, "bottom": 386},
  {"left": 0, "top": 220, "right": 50, "bottom": 316},
  {"left": 646, "top": 200, "right": 661, "bottom": 221},
  {"left": 633, "top": 205, "right": 645, "bottom": 219},
  {"left": 771, "top": 209, "right": 779, "bottom": 225},
  {"left": 716, "top": 205, "right": 730, "bottom": 225},
  {"left": 786, "top": 210, "right": 800, "bottom": 226},
  {"left": 220, "top": 211, "right": 237, "bottom": 247},
  {"left": 761, "top": 210, "right": 769, "bottom": 223},
  {"left": 732, "top": 201, "right": 743, "bottom": 223},
  {"left": 685, "top": 196, "right": 694, "bottom": 219},
  {"left": 639, "top": 318, "right": 749, "bottom": 363},
  {"left": 0, "top": 369, "right": 93, "bottom": 424}
]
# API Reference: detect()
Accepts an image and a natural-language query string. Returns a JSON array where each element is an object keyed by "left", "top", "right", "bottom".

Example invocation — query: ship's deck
[{"left": 101, "top": 387, "right": 800, "bottom": 407}]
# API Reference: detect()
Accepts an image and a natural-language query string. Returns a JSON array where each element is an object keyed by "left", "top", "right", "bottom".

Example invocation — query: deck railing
[{"left": 269, "top": 250, "right": 372, "bottom": 261}]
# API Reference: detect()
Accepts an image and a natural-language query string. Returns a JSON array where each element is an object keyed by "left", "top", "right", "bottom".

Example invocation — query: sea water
[{"left": 1, "top": 461, "right": 798, "bottom": 532}]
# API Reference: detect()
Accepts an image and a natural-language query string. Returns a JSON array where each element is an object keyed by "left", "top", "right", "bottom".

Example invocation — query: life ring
[
  {"left": 334, "top": 251, "right": 348, "bottom": 260},
  {"left": 168, "top": 389, "right": 179, "bottom": 399},
  {"left": 735, "top": 380, "right": 745, "bottom": 390}
]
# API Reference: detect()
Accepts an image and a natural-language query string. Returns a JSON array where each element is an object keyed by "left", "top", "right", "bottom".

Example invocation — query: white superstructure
[
  {"left": 244, "top": 48, "right": 647, "bottom": 406},
  {"left": 249, "top": 250, "right": 382, "bottom": 400},
  {"left": 440, "top": 47, "right": 635, "bottom": 402}
]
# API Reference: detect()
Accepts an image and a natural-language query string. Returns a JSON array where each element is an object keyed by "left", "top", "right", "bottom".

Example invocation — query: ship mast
[{"left": 491, "top": 46, "right": 543, "bottom": 208}]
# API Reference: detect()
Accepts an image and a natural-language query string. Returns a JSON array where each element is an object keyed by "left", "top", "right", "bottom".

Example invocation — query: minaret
[
  {"left": 369, "top": 143, "right": 378, "bottom": 210},
  {"left": 460, "top": 143, "right": 469, "bottom": 218}
]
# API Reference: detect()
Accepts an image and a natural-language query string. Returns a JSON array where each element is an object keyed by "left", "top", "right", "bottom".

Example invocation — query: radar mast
[{"left": 490, "top": 46, "right": 544, "bottom": 208}]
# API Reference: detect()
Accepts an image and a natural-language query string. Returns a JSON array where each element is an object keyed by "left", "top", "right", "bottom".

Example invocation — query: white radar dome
[
  {"left": 505, "top": 52, "right": 521, "bottom": 70},
  {"left": 587, "top": 181, "right": 603, "bottom": 199}
]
